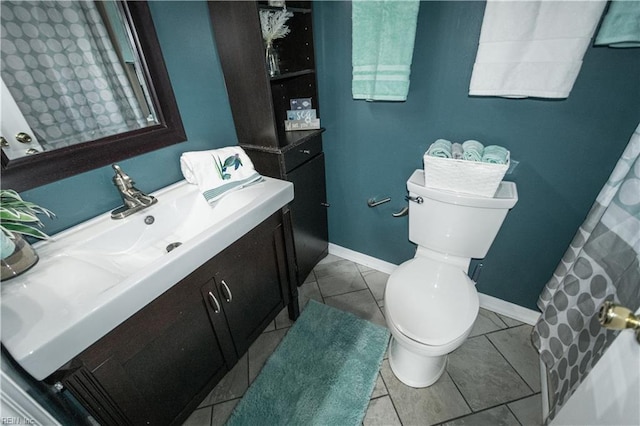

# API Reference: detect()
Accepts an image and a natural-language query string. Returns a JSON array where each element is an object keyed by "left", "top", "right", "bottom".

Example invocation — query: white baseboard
[
  {"left": 328, "top": 243, "right": 398, "bottom": 275},
  {"left": 328, "top": 243, "right": 540, "bottom": 326},
  {"left": 477, "top": 293, "right": 540, "bottom": 326}
]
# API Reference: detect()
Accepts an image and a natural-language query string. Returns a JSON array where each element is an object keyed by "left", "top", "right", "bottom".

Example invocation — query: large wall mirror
[{"left": 1, "top": 0, "right": 186, "bottom": 191}]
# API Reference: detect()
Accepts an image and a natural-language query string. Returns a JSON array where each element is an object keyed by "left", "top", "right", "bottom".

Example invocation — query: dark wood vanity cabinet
[
  {"left": 208, "top": 1, "right": 329, "bottom": 284},
  {"left": 56, "top": 211, "right": 296, "bottom": 426}
]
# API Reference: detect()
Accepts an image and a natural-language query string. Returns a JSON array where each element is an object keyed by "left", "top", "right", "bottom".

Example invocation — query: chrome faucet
[{"left": 111, "top": 164, "right": 157, "bottom": 219}]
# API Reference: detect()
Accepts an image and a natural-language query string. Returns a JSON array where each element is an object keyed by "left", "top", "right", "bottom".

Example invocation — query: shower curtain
[
  {"left": 531, "top": 122, "right": 640, "bottom": 421},
  {"left": 0, "top": 0, "right": 147, "bottom": 152}
]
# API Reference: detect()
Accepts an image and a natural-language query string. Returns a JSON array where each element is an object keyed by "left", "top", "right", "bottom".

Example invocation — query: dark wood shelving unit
[{"left": 209, "top": 0, "right": 328, "bottom": 284}]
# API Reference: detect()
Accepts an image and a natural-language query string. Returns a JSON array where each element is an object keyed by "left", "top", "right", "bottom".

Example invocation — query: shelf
[
  {"left": 270, "top": 69, "right": 315, "bottom": 82},
  {"left": 258, "top": 5, "right": 312, "bottom": 14},
  {"left": 240, "top": 128, "right": 325, "bottom": 153},
  {"left": 257, "top": 1, "right": 311, "bottom": 14}
]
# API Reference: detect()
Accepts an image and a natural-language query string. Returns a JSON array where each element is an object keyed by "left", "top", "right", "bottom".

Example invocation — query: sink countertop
[{"left": 1, "top": 177, "right": 293, "bottom": 380}]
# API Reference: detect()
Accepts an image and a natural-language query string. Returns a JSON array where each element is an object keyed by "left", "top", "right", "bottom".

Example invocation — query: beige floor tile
[
  {"left": 441, "top": 405, "right": 520, "bottom": 426},
  {"left": 325, "top": 288, "right": 386, "bottom": 328},
  {"left": 371, "top": 373, "right": 388, "bottom": 399},
  {"left": 498, "top": 313, "right": 525, "bottom": 328},
  {"left": 199, "top": 354, "right": 248, "bottom": 407},
  {"left": 364, "top": 396, "right": 402, "bottom": 426},
  {"left": 182, "top": 406, "right": 211, "bottom": 426},
  {"left": 469, "top": 308, "right": 508, "bottom": 337},
  {"left": 362, "top": 269, "right": 389, "bottom": 301},
  {"left": 447, "top": 335, "right": 532, "bottom": 411},
  {"left": 316, "top": 259, "right": 369, "bottom": 297},
  {"left": 381, "top": 360, "right": 471, "bottom": 425},
  {"left": 298, "top": 280, "right": 324, "bottom": 308},
  {"left": 211, "top": 399, "right": 239, "bottom": 426},
  {"left": 508, "top": 393, "right": 543, "bottom": 425},
  {"left": 487, "top": 325, "right": 541, "bottom": 392}
]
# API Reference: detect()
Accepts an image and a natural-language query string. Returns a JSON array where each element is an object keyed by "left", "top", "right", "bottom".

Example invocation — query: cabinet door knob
[
  {"left": 208, "top": 291, "right": 221, "bottom": 313},
  {"left": 221, "top": 280, "right": 233, "bottom": 303}
]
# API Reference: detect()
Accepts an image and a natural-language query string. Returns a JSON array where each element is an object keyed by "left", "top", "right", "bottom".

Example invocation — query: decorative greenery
[
  {"left": 259, "top": 9, "right": 294, "bottom": 44},
  {"left": 212, "top": 154, "right": 243, "bottom": 181},
  {"left": 0, "top": 190, "right": 54, "bottom": 240}
]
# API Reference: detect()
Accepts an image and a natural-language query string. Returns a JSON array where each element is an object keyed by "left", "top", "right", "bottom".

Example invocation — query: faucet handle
[
  {"left": 112, "top": 164, "right": 126, "bottom": 176},
  {"left": 112, "top": 164, "right": 133, "bottom": 189}
]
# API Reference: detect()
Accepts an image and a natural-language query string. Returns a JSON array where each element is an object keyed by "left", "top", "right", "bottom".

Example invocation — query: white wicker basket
[{"left": 423, "top": 151, "right": 510, "bottom": 197}]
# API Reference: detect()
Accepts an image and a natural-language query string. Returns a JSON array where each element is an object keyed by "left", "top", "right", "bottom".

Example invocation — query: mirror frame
[{"left": 1, "top": 1, "right": 186, "bottom": 192}]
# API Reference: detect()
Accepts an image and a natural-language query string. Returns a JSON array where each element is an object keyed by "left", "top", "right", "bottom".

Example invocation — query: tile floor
[{"left": 184, "top": 254, "right": 543, "bottom": 426}]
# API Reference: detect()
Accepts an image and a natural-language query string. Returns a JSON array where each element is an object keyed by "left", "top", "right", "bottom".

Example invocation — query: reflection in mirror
[
  {"left": 1, "top": 0, "right": 186, "bottom": 191},
  {"left": 1, "top": 0, "right": 160, "bottom": 160}
]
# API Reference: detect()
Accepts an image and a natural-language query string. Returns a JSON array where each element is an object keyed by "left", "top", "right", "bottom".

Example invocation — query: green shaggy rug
[{"left": 226, "top": 300, "right": 390, "bottom": 426}]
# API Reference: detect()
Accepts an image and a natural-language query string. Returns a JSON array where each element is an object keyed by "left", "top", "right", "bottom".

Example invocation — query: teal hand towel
[
  {"left": 352, "top": 0, "right": 420, "bottom": 101},
  {"left": 426, "top": 139, "right": 452, "bottom": 158},
  {"left": 595, "top": 0, "right": 640, "bottom": 47},
  {"left": 482, "top": 145, "right": 509, "bottom": 164},
  {"left": 462, "top": 139, "right": 484, "bottom": 162}
]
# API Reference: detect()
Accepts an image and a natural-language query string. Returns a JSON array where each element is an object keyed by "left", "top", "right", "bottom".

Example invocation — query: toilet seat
[{"left": 385, "top": 257, "right": 479, "bottom": 347}]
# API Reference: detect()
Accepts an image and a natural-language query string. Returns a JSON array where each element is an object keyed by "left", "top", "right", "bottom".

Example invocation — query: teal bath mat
[{"left": 226, "top": 300, "right": 390, "bottom": 426}]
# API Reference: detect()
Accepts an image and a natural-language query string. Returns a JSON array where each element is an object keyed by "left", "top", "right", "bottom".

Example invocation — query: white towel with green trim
[
  {"left": 352, "top": 0, "right": 420, "bottom": 101},
  {"left": 180, "top": 146, "right": 262, "bottom": 204}
]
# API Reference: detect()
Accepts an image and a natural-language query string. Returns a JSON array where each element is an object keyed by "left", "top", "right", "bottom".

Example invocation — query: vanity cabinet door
[
  {"left": 214, "top": 213, "right": 291, "bottom": 356},
  {"left": 286, "top": 152, "right": 329, "bottom": 283},
  {"left": 63, "top": 264, "right": 231, "bottom": 426}
]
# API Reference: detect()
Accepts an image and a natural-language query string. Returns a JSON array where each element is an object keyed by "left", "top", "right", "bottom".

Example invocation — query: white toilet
[{"left": 384, "top": 169, "right": 518, "bottom": 388}]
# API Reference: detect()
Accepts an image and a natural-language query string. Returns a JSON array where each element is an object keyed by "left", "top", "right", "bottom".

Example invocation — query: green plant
[{"left": 0, "top": 190, "right": 54, "bottom": 240}]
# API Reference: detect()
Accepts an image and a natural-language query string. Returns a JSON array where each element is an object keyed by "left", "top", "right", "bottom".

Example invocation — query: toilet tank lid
[{"left": 407, "top": 170, "right": 518, "bottom": 209}]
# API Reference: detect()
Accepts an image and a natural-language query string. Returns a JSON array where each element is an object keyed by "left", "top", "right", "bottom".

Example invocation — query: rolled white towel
[{"left": 180, "top": 146, "right": 262, "bottom": 203}]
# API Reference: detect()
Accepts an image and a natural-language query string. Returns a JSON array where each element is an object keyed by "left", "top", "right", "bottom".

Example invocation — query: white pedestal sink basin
[{"left": 1, "top": 177, "right": 293, "bottom": 380}]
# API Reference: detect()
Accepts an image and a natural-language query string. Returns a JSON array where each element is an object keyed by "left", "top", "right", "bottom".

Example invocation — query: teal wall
[
  {"left": 313, "top": 1, "right": 640, "bottom": 310},
  {"left": 22, "top": 1, "right": 237, "bottom": 235},
  {"left": 19, "top": 1, "right": 640, "bottom": 311}
]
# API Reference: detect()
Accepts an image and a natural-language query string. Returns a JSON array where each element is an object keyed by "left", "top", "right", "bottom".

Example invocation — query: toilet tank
[{"left": 407, "top": 170, "right": 518, "bottom": 259}]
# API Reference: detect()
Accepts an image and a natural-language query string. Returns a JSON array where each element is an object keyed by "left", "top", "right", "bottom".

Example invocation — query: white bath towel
[
  {"left": 469, "top": 0, "right": 606, "bottom": 99},
  {"left": 180, "top": 146, "right": 262, "bottom": 204}
]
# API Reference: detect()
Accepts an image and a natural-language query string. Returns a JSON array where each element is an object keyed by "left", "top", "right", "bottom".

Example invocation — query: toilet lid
[{"left": 385, "top": 257, "right": 479, "bottom": 346}]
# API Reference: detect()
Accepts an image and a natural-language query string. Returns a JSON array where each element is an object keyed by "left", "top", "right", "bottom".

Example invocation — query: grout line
[
  {"left": 445, "top": 369, "right": 474, "bottom": 415},
  {"left": 357, "top": 263, "right": 388, "bottom": 320},
  {"left": 504, "top": 403, "right": 524, "bottom": 426},
  {"left": 206, "top": 403, "right": 214, "bottom": 426},
  {"left": 377, "top": 370, "right": 405, "bottom": 426},
  {"left": 485, "top": 333, "right": 537, "bottom": 395},
  {"left": 431, "top": 403, "right": 517, "bottom": 426}
]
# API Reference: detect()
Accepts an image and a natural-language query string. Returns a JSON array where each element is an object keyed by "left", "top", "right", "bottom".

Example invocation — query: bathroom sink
[
  {"left": 1, "top": 177, "right": 293, "bottom": 380},
  {"left": 70, "top": 181, "right": 262, "bottom": 276}
]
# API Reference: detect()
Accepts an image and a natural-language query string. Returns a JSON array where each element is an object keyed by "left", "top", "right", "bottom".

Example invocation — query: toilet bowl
[{"left": 384, "top": 170, "right": 518, "bottom": 388}]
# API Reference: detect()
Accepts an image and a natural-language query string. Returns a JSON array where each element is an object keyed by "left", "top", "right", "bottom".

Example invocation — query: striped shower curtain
[{"left": 531, "top": 122, "right": 640, "bottom": 421}]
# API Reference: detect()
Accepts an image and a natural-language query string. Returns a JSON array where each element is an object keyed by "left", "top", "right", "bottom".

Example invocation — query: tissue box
[{"left": 423, "top": 152, "right": 510, "bottom": 197}]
